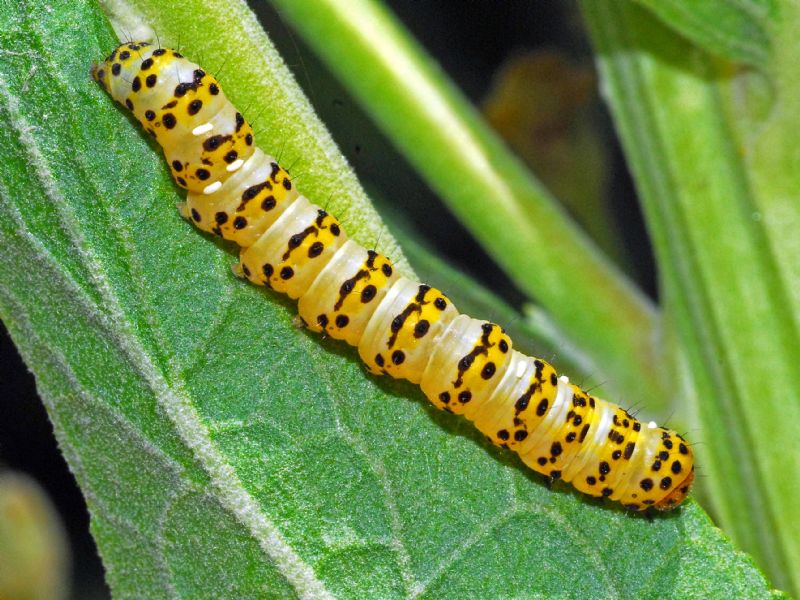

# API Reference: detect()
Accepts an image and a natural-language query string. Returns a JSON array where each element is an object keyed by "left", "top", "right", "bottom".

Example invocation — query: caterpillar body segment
[
  {"left": 93, "top": 42, "right": 694, "bottom": 511},
  {"left": 239, "top": 196, "right": 347, "bottom": 298},
  {"left": 187, "top": 147, "right": 299, "bottom": 248},
  {"left": 359, "top": 279, "right": 457, "bottom": 382},
  {"left": 299, "top": 240, "right": 399, "bottom": 346}
]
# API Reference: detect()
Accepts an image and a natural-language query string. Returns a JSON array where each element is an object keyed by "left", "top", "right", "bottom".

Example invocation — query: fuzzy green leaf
[{"left": 0, "top": 0, "right": 779, "bottom": 597}]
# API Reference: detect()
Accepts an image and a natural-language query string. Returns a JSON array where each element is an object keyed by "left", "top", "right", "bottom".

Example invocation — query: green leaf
[
  {"left": 581, "top": 0, "right": 800, "bottom": 594},
  {"left": 633, "top": 0, "right": 774, "bottom": 68},
  {"left": 0, "top": 0, "right": 779, "bottom": 597}
]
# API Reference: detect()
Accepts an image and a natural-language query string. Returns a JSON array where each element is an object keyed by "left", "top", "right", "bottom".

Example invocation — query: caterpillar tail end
[{"left": 653, "top": 468, "right": 694, "bottom": 511}]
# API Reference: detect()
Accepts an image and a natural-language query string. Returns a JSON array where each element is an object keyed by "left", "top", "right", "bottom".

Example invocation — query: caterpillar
[{"left": 92, "top": 41, "right": 694, "bottom": 511}]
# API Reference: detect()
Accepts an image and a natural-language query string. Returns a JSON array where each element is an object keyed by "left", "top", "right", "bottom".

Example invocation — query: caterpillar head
[{"left": 92, "top": 42, "right": 257, "bottom": 195}]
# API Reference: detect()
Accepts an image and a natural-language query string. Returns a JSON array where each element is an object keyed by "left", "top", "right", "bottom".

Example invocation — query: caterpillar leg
[
  {"left": 230, "top": 261, "right": 246, "bottom": 279},
  {"left": 177, "top": 201, "right": 191, "bottom": 221}
]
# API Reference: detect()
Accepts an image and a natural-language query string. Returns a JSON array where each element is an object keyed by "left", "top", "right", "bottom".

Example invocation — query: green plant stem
[
  {"left": 582, "top": 1, "right": 800, "bottom": 593},
  {"left": 265, "top": 0, "right": 665, "bottom": 410}
]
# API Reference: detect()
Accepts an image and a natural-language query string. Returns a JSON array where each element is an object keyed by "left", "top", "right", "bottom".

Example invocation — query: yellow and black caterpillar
[{"left": 92, "top": 42, "right": 693, "bottom": 511}]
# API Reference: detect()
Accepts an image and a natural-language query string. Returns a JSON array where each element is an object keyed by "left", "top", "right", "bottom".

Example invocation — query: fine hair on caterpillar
[{"left": 92, "top": 41, "right": 694, "bottom": 512}]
